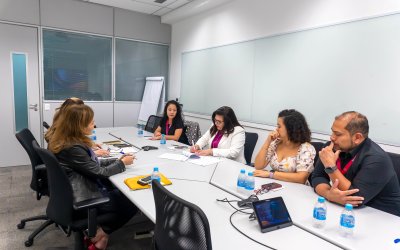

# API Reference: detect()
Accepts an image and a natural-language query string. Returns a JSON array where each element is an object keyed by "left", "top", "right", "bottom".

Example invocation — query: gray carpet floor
[{"left": 0, "top": 165, "right": 154, "bottom": 250}]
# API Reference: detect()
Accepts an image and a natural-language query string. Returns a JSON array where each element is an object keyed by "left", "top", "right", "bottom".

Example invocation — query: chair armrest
[
  {"left": 35, "top": 164, "right": 46, "bottom": 171},
  {"left": 73, "top": 197, "right": 110, "bottom": 210}
]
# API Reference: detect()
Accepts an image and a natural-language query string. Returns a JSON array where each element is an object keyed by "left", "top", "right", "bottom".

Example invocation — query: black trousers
[{"left": 75, "top": 189, "right": 138, "bottom": 235}]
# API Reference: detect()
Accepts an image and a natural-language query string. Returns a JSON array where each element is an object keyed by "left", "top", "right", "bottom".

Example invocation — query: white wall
[{"left": 170, "top": 0, "right": 400, "bottom": 157}]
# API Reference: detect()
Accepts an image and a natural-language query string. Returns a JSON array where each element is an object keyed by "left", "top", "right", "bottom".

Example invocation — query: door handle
[{"left": 29, "top": 104, "right": 38, "bottom": 111}]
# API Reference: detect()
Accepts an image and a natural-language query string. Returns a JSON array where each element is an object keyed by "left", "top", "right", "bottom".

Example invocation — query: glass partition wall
[{"left": 42, "top": 29, "right": 169, "bottom": 102}]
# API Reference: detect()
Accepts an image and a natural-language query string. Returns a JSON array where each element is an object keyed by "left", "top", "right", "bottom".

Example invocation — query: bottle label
[
  {"left": 245, "top": 180, "right": 255, "bottom": 190},
  {"left": 313, "top": 207, "right": 326, "bottom": 220},
  {"left": 237, "top": 177, "right": 245, "bottom": 187},
  {"left": 340, "top": 214, "right": 355, "bottom": 228}
]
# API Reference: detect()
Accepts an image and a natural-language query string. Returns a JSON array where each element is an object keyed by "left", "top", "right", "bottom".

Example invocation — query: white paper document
[{"left": 158, "top": 153, "right": 221, "bottom": 166}]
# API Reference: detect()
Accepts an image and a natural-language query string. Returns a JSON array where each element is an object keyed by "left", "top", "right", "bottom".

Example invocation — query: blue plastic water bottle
[
  {"left": 340, "top": 204, "right": 355, "bottom": 237},
  {"left": 160, "top": 134, "right": 166, "bottom": 146},
  {"left": 313, "top": 196, "right": 327, "bottom": 228},
  {"left": 151, "top": 167, "right": 161, "bottom": 184},
  {"left": 91, "top": 130, "right": 97, "bottom": 142},
  {"left": 244, "top": 172, "right": 255, "bottom": 195},
  {"left": 237, "top": 169, "right": 246, "bottom": 191},
  {"left": 137, "top": 124, "right": 144, "bottom": 137}
]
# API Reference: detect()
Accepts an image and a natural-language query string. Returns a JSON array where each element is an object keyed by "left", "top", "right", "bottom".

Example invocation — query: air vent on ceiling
[{"left": 154, "top": 0, "right": 167, "bottom": 3}]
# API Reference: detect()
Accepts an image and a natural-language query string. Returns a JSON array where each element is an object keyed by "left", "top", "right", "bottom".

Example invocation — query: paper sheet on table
[
  {"left": 159, "top": 153, "right": 188, "bottom": 161},
  {"left": 187, "top": 156, "right": 222, "bottom": 166}
]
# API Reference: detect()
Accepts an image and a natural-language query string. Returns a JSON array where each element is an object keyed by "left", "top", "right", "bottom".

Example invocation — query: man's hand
[
  {"left": 326, "top": 179, "right": 364, "bottom": 206},
  {"left": 319, "top": 142, "right": 341, "bottom": 167}
]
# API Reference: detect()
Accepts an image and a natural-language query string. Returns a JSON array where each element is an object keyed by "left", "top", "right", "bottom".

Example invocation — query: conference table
[{"left": 96, "top": 127, "right": 400, "bottom": 250}]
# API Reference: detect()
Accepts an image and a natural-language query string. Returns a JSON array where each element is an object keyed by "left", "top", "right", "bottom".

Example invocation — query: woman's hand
[
  {"left": 190, "top": 145, "right": 200, "bottom": 153},
  {"left": 197, "top": 149, "right": 213, "bottom": 156},
  {"left": 253, "top": 169, "right": 270, "bottom": 178},
  {"left": 266, "top": 130, "right": 279, "bottom": 144},
  {"left": 150, "top": 135, "right": 161, "bottom": 140},
  {"left": 120, "top": 154, "right": 135, "bottom": 165},
  {"left": 94, "top": 149, "right": 110, "bottom": 157}
]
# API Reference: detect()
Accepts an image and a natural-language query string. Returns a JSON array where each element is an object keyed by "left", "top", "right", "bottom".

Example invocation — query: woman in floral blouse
[{"left": 254, "top": 109, "right": 316, "bottom": 184}]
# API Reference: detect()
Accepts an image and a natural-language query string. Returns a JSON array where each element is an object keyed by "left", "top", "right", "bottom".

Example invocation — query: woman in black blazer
[{"left": 48, "top": 104, "right": 137, "bottom": 250}]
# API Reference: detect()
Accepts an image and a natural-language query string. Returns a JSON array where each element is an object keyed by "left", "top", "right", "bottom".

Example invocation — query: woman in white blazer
[{"left": 191, "top": 106, "right": 246, "bottom": 163}]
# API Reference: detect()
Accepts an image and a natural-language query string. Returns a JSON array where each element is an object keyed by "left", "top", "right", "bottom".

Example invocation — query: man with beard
[{"left": 311, "top": 111, "right": 400, "bottom": 216}]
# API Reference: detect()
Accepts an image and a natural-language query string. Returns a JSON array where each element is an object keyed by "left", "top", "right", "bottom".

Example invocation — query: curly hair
[{"left": 278, "top": 109, "right": 311, "bottom": 143}]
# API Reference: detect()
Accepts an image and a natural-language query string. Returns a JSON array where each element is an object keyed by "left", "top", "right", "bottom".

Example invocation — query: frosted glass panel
[
  {"left": 115, "top": 39, "right": 169, "bottom": 101},
  {"left": 12, "top": 53, "right": 28, "bottom": 132},
  {"left": 43, "top": 30, "right": 112, "bottom": 101},
  {"left": 181, "top": 42, "right": 255, "bottom": 119},
  {"left": 181, "top": 13, "right": 400, "bottom": 145}
]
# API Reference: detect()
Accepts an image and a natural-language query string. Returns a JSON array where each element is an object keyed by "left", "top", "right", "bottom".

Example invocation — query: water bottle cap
[
  {"left": 248, "top": 172, "right": 253, "bottom": 176},
  {"left": 153, "top": 167, "right": 159, "bottom": 171},
  {"left": 240, "top": 169, "right": 245, "bottom": 173},
  {"left": 92, "top": 130, "right": 96, "bottom": 133},
  {"left": 345, "top": 204, "right": 353, "bottom": 210},
  {"left": 318, "top": 196, "right": 325, "bottom": 203}
]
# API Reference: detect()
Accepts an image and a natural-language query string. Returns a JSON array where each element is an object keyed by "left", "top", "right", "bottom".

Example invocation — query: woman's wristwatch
[{"left": 269, "top": 170, "right": 275, "bottom": 179}]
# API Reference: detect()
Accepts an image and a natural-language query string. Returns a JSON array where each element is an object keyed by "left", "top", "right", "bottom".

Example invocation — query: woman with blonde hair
[
  {"left": 45, "top": 97, "right": 109, "bottom": 157},
  {"left": 49, "top": 104, "right": 137, "bottom": 250}
]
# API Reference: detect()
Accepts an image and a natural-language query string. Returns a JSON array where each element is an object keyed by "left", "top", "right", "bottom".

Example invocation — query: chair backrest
[
  {"left": 152, "top": 180, "right": 212, "bottom": 250},
  {"left": 184, "top": 120, "right": 202, "bottom": 145},
  {"left": 309, "top": 141, "right": 325, "bottom": 186},
  {"left": 244, "top": 132, "right": 258, "bottom": 165},
  {"left": 32, "top": 141, "right": 74, "bottom": 227},
  {"left": 144, "top": 115, "right": 162, "bottom": 133},
  {"left": 388, "top": 152, "right": 400, "bottom": 185},
  {"left": 15, "top": 128, "right": 48, "bottom": 197},
  {"left": 43, "top": 121, "right": 50, "bottom": 129}
]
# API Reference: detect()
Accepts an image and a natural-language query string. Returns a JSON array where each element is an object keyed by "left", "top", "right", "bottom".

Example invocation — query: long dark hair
[
  {"left": 160, "top": 100, "right": 184, "bottom": 126},
  {"left": 278, "top": 109, "right": 311, "bottom": 143},
  {"left": 210, "top": 106, "right": 242, "bottom": 136}
]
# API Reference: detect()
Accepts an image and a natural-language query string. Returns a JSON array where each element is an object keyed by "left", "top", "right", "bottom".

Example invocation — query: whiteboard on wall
[
  {"left": 138, "top": 76, "right": 165, "bottom": 124},
  {"left": 180, "top": 13, "right": 400, "bottom": 146}
]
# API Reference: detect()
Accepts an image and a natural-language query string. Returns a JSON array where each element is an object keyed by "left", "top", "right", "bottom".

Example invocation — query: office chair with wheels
[
  {"left": 15, "top": 128, "right": 53, "bottom": 247},
  {"left": 244, "top": 132, "right": 258, "bottom": 166},
  {"left": 308, "top": 141, "right": 325, "bottom": 187},
  {"left": 184, "top": 120, "right": 201, "bottom": 145},
  {"left": 43, "top": 121, "right": 50, "bottom": 130},
  {"left": 388, "top": 152, "right": 400, "bottom": 185},
  {"left": 144, "top": 115, "right": 162, "bottom": 133},
  {"left": 32, "top": 141, "right": 116, "bottom": 250},
  {"left": 152, "top": 180, "right": 212, "bottom": 250}
]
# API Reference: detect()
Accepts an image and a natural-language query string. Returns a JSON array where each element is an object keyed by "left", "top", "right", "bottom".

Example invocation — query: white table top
[
  {"left": 210, "top": 158, "right": 400, "bottom": 250},
  {"left": 96, "top": 127, "right": 355, "bottom": 249}
]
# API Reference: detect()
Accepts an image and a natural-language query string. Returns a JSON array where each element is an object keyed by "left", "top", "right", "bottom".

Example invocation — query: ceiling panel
[{"left": 85, "top": 0, "right": 194, "bottom": 16}]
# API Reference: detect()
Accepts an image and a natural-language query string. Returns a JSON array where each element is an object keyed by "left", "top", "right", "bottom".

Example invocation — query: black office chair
[
  {"left": 388, "top": 152, "right": 400, "bottom": 185},
  {"left": 15, "top": 128, "right": 53, "bottom": 247},
  {"left": 32, "top": 141, "right": 116, "bottom": 250},
  {"left": 144, "top": 115, "right": 162, "bottom": 133},
  {"left": 43, "top": 121, "right": 50, "bottom": 130},
  {"left": 244, "top": 132, "right": 258, "bottom": 166},
  {"left": 152, "top": 180, "right": 212, "bottom": 250},
  {"left": 309, "top": 141, "right": 326, "bottom": 186}
]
